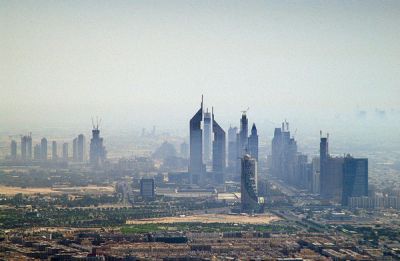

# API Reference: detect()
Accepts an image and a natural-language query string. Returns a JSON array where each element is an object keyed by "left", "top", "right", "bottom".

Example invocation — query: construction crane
[
  {"left": 241, "top": 107, "right": 250, "bottom": 115},
  {"left": 293, "top": 128, "right": 297, "bottom": 139},
  {"left": 92, "top": 116, "right": 102, "bottom": 130}
]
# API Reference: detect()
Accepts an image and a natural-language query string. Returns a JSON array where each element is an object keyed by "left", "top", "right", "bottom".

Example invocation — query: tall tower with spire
[
  {"left": 212, "top": 107, "right": 226, "bottom": 184},
  {"left": 248, "top": 123, "right": 258, "bottom": 161},
  {"left": 189, "top": 96, "right": 204, "bottom": 184}
]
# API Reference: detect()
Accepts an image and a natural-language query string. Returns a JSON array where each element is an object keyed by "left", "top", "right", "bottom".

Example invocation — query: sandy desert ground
[
  {"left": 0, "top": 185, "right": 114, "bottom": 195},
  {"left": 126, "top": 213, "right": 280, "bottom": 225}
]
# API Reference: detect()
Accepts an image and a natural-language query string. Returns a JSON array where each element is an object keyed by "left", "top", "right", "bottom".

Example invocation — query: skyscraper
[
  {"left": 140, "top": 178, "right": 155, "bottom": 199},
  {"left": 321, "top": 157, "right": 344, "bottom": 201},
  {"left": 319, "top": 135, "right": 329, "bottom": 192},
  {"left": 248, "top": 123, "right": 258, "bottom": 161},
  {"left": 241, "top": 154, "right": 258, "bottom": 213},
  {"left": 239, "top": 112, "right": 249, "bottom": 155},
  {"left": 77, "top": 134, "right": 85, "bottom": 162},
  {"left": 311, "top": 157, "right": 320, "bottom": 194},
  {"left": 62, "top": 142, "right": 69, "bottom": 161},
  {"left": 227, "top": 126, "right": 238, "bottom": 170},
  {"left": 342, "top": 156, "right": 368, "bottom": 206},
  {"left": 52, "top": 141, "right": 58, "bottom": 160},
  {"left": 10, "top": 140, "right": 17, "bottom": 160},
  {"left": 212, "top": 108, "right": 226, "bottom": 184},
  {"left": 271, "top": 127, "right": 283, "bottom": 178},
  {"left": 89, "top": 124, "right": 106, "bottom": 168},
  {"left": 40, "top": 137, "right": 47, "bottom": 161},
  {"left": 21, "top": 135, "right": 32, "bottom": 162},
  {"left": 33, "top": 144, "right": 41, "bottom": 161},
  {"left": 72, "top": 137, "right": 78, "bottom": 161},
  {"left": 21, "top": 136, "right": 27, "bottom": 161},
  {"left": 27, "top": 135, "right": 32, "bottom": 161},
  {"left": 203, "top": 108, "right": 212, "bottom": 164},
  {"left": 189, "top": 97, "right": 204, "bottom": 184},
  {"left": 270, "top": 121, "right": 297, "bottom": 183}
]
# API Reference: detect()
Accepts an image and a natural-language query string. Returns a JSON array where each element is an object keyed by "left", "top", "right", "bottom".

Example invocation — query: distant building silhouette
[
  {"left": 241, "top": 154, "right": 258, "bottom": 213},
  {"left": 41, "top": 138, "right": 48, "bottom": 161},
  {"left": 10, "top": 140, "right": 17, "bottom": 160},
  {"left": 180, "top": 141, "right": 189, "bottom": 159},
  {"left": 52, "top": 141, "right": 58, "bottom": 160},
  {"left": 77, "top": 134, "right": 85, "bottom": 162},
  {"left": 227, "top": 126, "right": 238, "bottom": 171},
  {"left": 311, "top": 157, "right": 320, "bottom": 194},
  {"left": 62, "top": 142, "right": 69, "bottom": 161},
  {"left": 33, "top": 144, "right": 41, "bottom": 161},
  {"left": 152, "top": 141, "right": 177, "bottom": 160}
]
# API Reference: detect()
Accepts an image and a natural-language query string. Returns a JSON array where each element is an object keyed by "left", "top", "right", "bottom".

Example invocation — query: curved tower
[{"left": 241, "top": 154, "right": 258, "bottom": 213}]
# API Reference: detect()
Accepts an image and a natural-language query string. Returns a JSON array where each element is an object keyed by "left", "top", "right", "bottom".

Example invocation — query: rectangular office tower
[
  {"left": 10, "top": 140, "right": 17, "bottom": 160},
  {"left": 140, "top": 178, "right": 155, "bottom": 199},
  {"left": 62, "top": 142, "right": 69, "bottom": 161},
  {"left": 342, "top": 156, "right": 368, "bottom": 206}
]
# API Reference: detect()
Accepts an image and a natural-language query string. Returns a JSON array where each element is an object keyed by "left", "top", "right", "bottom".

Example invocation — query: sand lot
[{"left": 126, "top": 213, "right": 280, "bottom": 225}]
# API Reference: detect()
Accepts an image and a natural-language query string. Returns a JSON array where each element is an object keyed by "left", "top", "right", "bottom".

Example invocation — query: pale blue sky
[{"left": 1, "top": 1, "right": 399, "bottom": 136}]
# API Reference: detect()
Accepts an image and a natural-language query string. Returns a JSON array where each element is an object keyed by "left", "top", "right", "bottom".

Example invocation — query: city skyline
[{"left": 1, "top": 1, "right": 399, "bottom": 259}]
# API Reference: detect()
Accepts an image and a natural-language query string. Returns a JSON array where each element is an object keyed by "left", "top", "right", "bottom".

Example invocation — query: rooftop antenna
[
  {"left": 320, "top": 130, "right": 322, "bottom": 138},
  {"left": 327, "top": 132, "right": 329, "bottom": 140}
]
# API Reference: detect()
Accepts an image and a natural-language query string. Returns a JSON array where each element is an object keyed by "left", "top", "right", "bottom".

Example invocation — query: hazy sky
[{"left": 1, "top": 1, "right": 399, "bottom": 136}]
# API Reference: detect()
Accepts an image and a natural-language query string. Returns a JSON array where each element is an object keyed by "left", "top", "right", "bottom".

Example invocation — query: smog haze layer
[{"left": 1, "top": 1, "right": 400, "bottom": 145}]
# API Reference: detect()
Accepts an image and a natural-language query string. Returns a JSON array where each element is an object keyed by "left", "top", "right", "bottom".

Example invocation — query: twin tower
[
  {"left": 189, "top": 96, "right": 259, "bottom": 186},
  {"left": 189, "top": 96, "right": 225, "bottom": 185}
]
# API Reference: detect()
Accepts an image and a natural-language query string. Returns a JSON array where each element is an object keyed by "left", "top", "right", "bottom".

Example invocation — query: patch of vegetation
[{"left": 121, "top": 222, "right": 297, "bottom": 234}]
